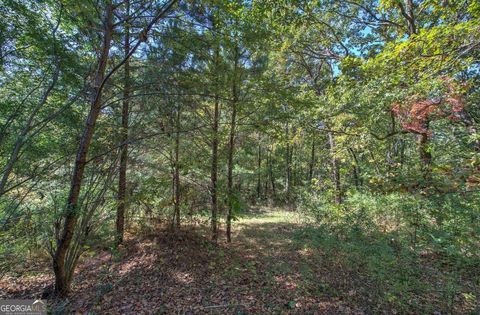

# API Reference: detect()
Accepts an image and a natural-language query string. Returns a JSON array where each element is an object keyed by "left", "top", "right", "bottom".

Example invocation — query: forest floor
[{"left": 1, "top": 207, "right": 478, "bottom": 314}]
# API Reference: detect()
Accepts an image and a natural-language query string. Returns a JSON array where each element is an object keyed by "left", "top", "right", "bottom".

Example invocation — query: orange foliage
[{"left": 391, "top": 77, "right": 466, "bottom": 136}]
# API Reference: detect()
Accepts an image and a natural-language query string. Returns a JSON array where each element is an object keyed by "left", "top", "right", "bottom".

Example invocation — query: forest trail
[
  {"left": 3, "top": 207, "right": 476, "bottom": 314},
  {"left": 1, "top": 207, "right": 368, "bottom": 314}
]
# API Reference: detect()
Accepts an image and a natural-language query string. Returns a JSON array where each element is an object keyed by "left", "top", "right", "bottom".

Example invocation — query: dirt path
[
  {"left": 2, "top": 208, "right": 478, "bottom": 314},
  {"left": 78, "top": 209, "right": 366, "bottom": 314},
  {"left": 1, "top": 209, "right": 367, "bottom": 314}
]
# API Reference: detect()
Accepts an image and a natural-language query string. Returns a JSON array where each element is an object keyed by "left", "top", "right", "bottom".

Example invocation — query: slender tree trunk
[
  {"left": 264, "top": 151, "right": 270, "bottom": 197},
  {"left": 328, "top": 132, "right": 342, "bottom": 204},
  {"left": 226, "top": 98, "right": 237, "bottom": 242},
  {"left": 400, "top": 139, "right": 405, "bottom": 167},
  {"left": 226, "top": 45, "right": 239, "bottom": 243},
  {"left": 174, "top": 110, "right": 181, "bottom": 229},
  {"left": 257, "top": 141, "right": 262, "bottom": 199},
  {"left": 116, "top": 0, "right": 130, "bottom": 245},
  {"left": 170, "top": 148, "right": 175, "bottom": 230},
  {"left": 268, "top": 148, "right": 276, "bottom": 198},
  {"left": 53, "top": 2, "right": 114, "bottom": 297},
  {"left": 308, "top": 140, "right": 315, "bottom": 182},
  {"left": 417, "top": 122, "right": 432, "bottom": 182},
  {"left": 405, "top": 0, "right": 416, "bottom": 35},
  {"left": 397, "top": 0, "right": 416, "bottom": 36},
  {"left": 285, "top": 123, "right": 291, "bottom": 200},
  {"left": 211, "top": 99, "right": 219, "bottom": 241},
  {"left": 264, "top": 177, "right": 268, "bottom": 196},
  {"left": 290, "top": 144, "right": 298, "bottom": 187},
  {"left": 348, "top": 147, "right": 361, "bottom": 189},
  {"left": 210, "top": 17, "right": 220, "bottom": 242},
  {"left": 418, "top": 134, "right": 432, "bottom": 166}
]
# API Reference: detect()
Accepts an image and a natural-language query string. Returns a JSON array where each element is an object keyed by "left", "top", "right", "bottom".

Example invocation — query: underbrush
[{"left": 297, "top": 191, "right": 480, "bottom": 313}]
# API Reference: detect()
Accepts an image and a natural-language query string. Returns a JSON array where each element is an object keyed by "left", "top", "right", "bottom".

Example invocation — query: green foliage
[
  {"left": 300, "top": 191, "right": 480, "bottom": 262},
  {"left": 296, "top": 191, "right": 480, "bottom": 313}
]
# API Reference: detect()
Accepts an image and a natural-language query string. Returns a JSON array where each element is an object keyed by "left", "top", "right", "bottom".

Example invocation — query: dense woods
[{"left": 1, "top": 0, "right": 479, "bottom": 313}]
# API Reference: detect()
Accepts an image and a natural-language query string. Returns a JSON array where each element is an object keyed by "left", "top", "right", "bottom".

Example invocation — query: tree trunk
[
  {"left": 210, "top": 17, "right": 220, "bottom": 242},
  {"left": 268, "top": 148, "right": 276, "bottom": 198},
  {"left": 285, "top": 123, "right": 291, "bottom": 200},
  {"left": 328, "top": 132, "right": 342, "bottom": 204},
  {"left": 116, "top": 0, "right": 130, "bottom": 245},
  {"left": 53, "top": 2, "right": 114, "bottom": 297},
  {"left": 398, "top": 0, "right": 417, "bottom": 35},
  {"left": 417, "top": 123, "right": 432, "bottom": 182},
  {"left": 292, "top": 144, "right": 297, "bottom": 186},
  {"left": 405, "top": 0, "right": 416, "bottom": 35},
  {"left": 226, "top": 45, "right": 239, "bottom": 243},
  {"left": 308, "top": 140, "right": 315, "bottom": 182},
  {"left": 211, "top": 99, "right": 219, "bottom": 241},
  {"left": 348, "top": 147, "right": 361, "bottom": 189},
  {"left": 257, "top": 141, "right": 262, "bottom": 199},
  {"left": 174, "top": 110, "right": 181, "bottom": 229}
]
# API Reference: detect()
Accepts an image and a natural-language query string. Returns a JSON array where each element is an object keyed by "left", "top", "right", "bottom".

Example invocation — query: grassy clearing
[{"left": 232, "top": 207, "right": 479, "bottom": 314}]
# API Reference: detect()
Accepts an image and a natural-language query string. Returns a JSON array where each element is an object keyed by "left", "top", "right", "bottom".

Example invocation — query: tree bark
[
  {"left": 308, "top": 140, "right": 315, "bottom": 182},
  {"left": 348, "top": 147, "right": 361, "bottom": 189},
  {"left": 268, "top": 147, "right": 276, "bottom": 198},
  {"left": 417, "top": 122, "right": 432, "bottom": 182},
  {"left": 53, "top": 2, "right": 114, "bottom": 297},
  {"left": 284, "top": 123, "right": 291, "bottom": 200},
  {"left": 116, "top": 0, "right": 130, "bottom": 245},
  {"left": 397, "top": 0, "right": 417, "bottom": 35},
  {"left": 328, "top": 132, "right": 342, "bottom": 204},
  {"left": 211, "top": 96, "right": 219, "bottom": 241},
  {"left": 210, "top": 14, "right": 220, "bottom": 242},
  {"left": 174, "top": 109, "right": 181, "bottom": 229},
  {"left": 226, "top": 44, "right": 239, "bottom": 243},
  {"left": 257, "top": 140, "right": 262, "bottom": 199}
]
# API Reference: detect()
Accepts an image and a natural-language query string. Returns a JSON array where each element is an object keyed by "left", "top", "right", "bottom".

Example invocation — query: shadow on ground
[{"left": 2, "top": 208, "right": 478, "bottom": 314}]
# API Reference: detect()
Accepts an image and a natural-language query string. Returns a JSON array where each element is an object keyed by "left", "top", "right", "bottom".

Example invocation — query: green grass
[{"left": 229, "top": 207, "right": 479, "bottom": 314}]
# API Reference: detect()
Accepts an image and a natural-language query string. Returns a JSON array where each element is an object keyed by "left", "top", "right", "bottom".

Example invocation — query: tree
[
  {"left": 116, "top": 0, "right": 131, "bottom": 245},
  {"left": 53, "top": 0, "right": 177, "bottom": 297}
]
